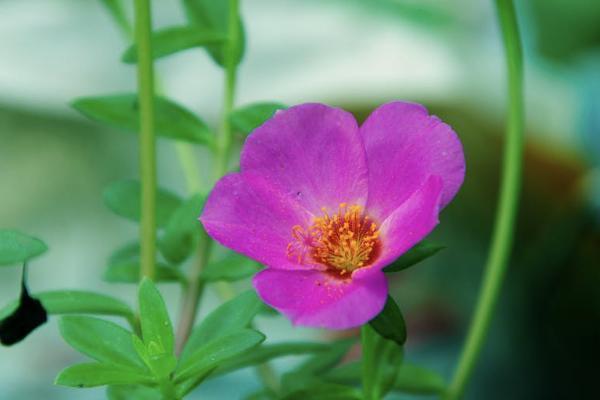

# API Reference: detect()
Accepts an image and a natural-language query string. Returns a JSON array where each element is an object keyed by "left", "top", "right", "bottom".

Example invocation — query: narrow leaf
[
  {"left": 182, "top": 0, "right": 245, "bottom": 66},
  {"left": 39, "top": 290, "right": 134, "bottom": 319},
  {"left": 324, "top": 360, "right": 361, "bottom": 384},
  {"left": 0, "top": 230, "right": 47, "bottom": 266},
  {"left": 103, "top": 179, "right": 182, "bottom": 227},
  {"left": 122, "top": 25, "right": 225, "bottom": 63},
  {"left": 281, "top": 339, "right": 355, "bottom": 394},
  {"left": 324, "top": 361, "right": 445, "bottom": 395},
  {"left": 100, "top": 0, "right": 131, "bottom": 36},
  {"left": 360, "top": 324, "right": 404, "bottom": 398},
  {"left": 201, "top": 253, "right": 261, "bottom": 282},
  {"left": 229, "top": 102, "right": 287, "bottom": 135},
  {"left": 104, "top": 262, "right": 184, "bottom": 284},
  {"left": 174, "top": 329, "right": 265, "bottom": 383},
  {"left": 394, "top": 364, "right": 445, "bottom": 394},
  {"left": 288, "top": 338, "right": 355, "bottom": 376},
  {"left": 59, "top": 316, "right": 145, "bottom": 370},
  {"left": 180, "top": 290, "right": 262, "bottom": 362},
  {"left": 107, "top": 385, "right": 162, "bottom": 400},
  {"left": 282, "top": 383, "right": 362, "bottom": 400},
  {"left": 213, "top": 342, "right": 328, "bottom": 377},
  {"left": 56, "top": 363, "right": 152, "bottom": 388},
  {"left": 361, "top": 325, "right": 379, "bottom": 399},
  {"left": 108, "top": 242, "right": 140, "bottom": 265},
  {"left": 72, "top": 94, "right": 214, "bottom": 146},
  {"left": 175, "top": 368, "right": 217, "bottom": 398},
  {"left": 159, "top": 194, "right": 205, "bottom": 265},
  {"left": 0, "top": 290, "right": 134, "bottom": 323},
  {"left": 138, "top": 278, "right": 174, "bottom": 357},
  {"left": 383, "top": 240, "right": 445, "bottom": 273},
  {"left": 369, "top": 296, "right": 407, "bottom": 346}
]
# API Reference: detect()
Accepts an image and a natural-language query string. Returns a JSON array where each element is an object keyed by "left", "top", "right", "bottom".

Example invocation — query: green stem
[
  {"left": 175, "top": 231, "right": 211, "bottom": 354},
  {"left": 214, "top": 0, "right": 239, "bottom": 180},
  {"left": 175, "top": 143, "right": 204, "bottom": 194},
  {"left": 444, "top": 1, "right": 524, "bottom": 399},
  {"left": 134, "top": 0, "right": 157, "bottom": 281},
  {"left": 174, "top": 0, "right": 239, "bottom": 349},
  {"left": 158, "top": 377, "right": 179, "bottom": 400},
  {"left": 361, "top": 325, "right": 377, "bottom": 400}
]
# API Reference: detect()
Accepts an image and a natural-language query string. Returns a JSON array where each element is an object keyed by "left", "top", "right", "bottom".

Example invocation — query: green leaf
[
  {"left": 174, "top": 329, "right": 265, "bottom": 383},
  {"left": 131, "top": 334, "right": 150, "bottom": 366},
  {"left": 100, "top": 0, "right": 131, "bottom": 36},
  {"left": 0, "top": 290, "right": 135, "bottom": 324},
  {"left": 108, "top": 242, "right": 140, "bottom": 265},
  {"left": 159, "top": 194, "right": 205, "bottom": 265},
  {"left": 182, "top": 0, "right": 245, "bottom": 67},
  {"left": 56, "top": 363, "right": 152, "bottom": 388},
  {"left": 201, "top": 253, "right": 261, "bottom": 282},
  {"left": 138, "top": 279, "right": 174, "bottom": 358},
  {"left": 104, "top": 262, "right": 185, "bottom": 284},
  {"left": 383, "top": 240, "right": 445, "bottom": 273},
  {"left": 107, "top": 385, "right": 162, "bottom": 400},
  {"left": 369, "top": 296, "right": 407, "bottom": 346},
  {"left": 361, "top": 324, "right": 404, "bottom": 398},
  {"left": 103, "top": 180, "right": 182, "bottom": 228},
  {"left": 72, "top": 94, "right": 214, "bottom": 146},
  {"left": 394, "top": 364, "right": 445, "bottom": 394},
  {"left": 324, "top": 361, "right": 445, "bottom": 395},
  {"left": 229, "top": 102, "right": 287, "bottom": 135},
  {"left": 361, "top": 325, "right": 379, "bottom": 399},
  {"left": 213, "top": 342, "right": 328, "bottom": 377},
  {"left": 59, "top": 316, "right": 145, "bottom": 370},
  {"left": 175, "top": 368, "right": 218, "bottom": 398},
  {"left": 281, "top": 339, "right": 355, "bottom": 394},
  {"left": 289, "top": 338, "right": 355, "bottom": 376},
  {"left": 180, "top": 290, "right": 262, "bottom": 362},
  {"left": 122, "top": 25, "right": 226, "bottom": 63},
  {"left": 0, "top": 230, "right": 47, "bottom": 266},
  {"left": 282, "top": 383, "right": 362, "bottom": 400},
  {"left": 323, "top": 360, "right": 361, "bottom": 384},
  {"left": 39, "top": 290, "right": 134, "bottom": 319}
]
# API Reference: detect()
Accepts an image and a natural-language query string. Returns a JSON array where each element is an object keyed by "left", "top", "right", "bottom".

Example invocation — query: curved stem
[
  {"left": 175, "top": 232, "right": 211, "bottom": 354},
  {"left": 175, "top": 0, "right": 240, "bottom": 349},
  {"left": 134, "top": 0, "right": 157, "bottom": 281},
  {"left": 444, "top": 1, "right": 524, "bottom": 399}
]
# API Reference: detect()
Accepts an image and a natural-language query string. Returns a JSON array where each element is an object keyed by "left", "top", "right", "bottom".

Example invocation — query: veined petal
[
  {"left": 355, "top": 175, "right": 443, "bottom": 279},
  {"left": 200, "top": 172, "right": 314, "bottom": 270},
  {"left": 253, "top": 268, "right": 387, "bottom": 330},
  {"left": 241, "top": 103, "right": 369, "bottom": 215},
  {"left": 361, "top": 101, "right": 465, "bottom": 221}
]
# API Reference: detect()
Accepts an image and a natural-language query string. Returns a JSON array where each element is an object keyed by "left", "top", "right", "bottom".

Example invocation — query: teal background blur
[{"left": 1, "top": 0, "right": 599, "bottom": 399}]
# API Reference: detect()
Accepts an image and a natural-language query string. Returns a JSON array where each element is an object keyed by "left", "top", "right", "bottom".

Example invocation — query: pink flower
[{"left": 200, "top": 102, "right": 465, "bottom": 329}]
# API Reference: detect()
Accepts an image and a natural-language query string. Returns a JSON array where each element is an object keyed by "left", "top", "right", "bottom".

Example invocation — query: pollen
[{"left": 287, "top": 203, "right": 381, "bottom": 275}]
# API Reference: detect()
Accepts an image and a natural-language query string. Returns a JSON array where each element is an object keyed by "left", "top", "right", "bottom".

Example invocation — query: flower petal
[
  {"left": 200, "top": 172, "right": 314, "bottom": 270},
  {"left": 355, "top": 175, "right": 443, "bottom": 279},
  {"left": 253, "top": 268, "right": 387, "bottom": 329},
  {"left": 241, "top": 103, "right": 369, "bottom": 215},
  {"left": 361, "top": 101, "right": 465, "bottom": 221}
]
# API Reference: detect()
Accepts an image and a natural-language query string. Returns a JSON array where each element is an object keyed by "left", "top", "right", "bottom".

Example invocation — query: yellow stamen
[{"left": 286, "top": 203, "right": 381, "bottom": 275}]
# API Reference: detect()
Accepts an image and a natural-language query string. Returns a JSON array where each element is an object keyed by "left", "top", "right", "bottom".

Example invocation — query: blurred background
[{"left": 1, "top": 0, "right": 599, "bottom": 399}]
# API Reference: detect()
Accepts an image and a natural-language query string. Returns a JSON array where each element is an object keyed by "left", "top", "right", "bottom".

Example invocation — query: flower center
[{"left": 287, "top": 203, "right": 381, "bottom": 276}]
